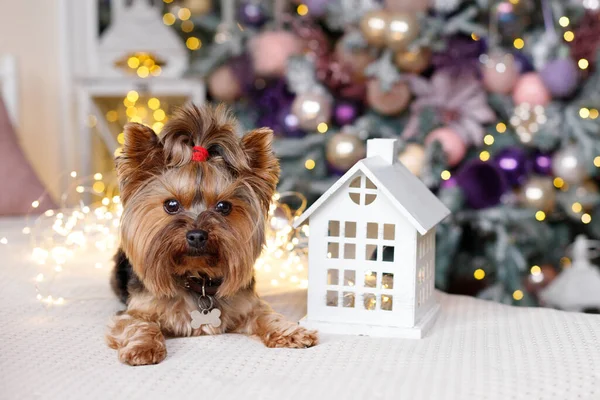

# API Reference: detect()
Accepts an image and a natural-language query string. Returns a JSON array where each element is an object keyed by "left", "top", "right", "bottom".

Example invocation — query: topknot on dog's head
[
  {"left": 117, "top": 103, "right": 279, "bottom": 210},
  {"left": 159, "top": 103, "right": 247, "bottom": 169}
]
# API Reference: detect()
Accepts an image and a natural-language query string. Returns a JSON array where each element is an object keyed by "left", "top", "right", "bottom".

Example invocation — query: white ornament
[
  {"left": 293, "top": 139, "right": 451, "bottom": 338},
  {"left": 540, "top": 235, "right": 600, "bottom": 312},
  {"left": 190, "top": 308, "right": 222, "bottom": 329},
  {"left": 433, "top": 0, "right": 463, "bottom": 12},
  {"left": 97, "top": 0, "right": 188, "bottom": 78}
]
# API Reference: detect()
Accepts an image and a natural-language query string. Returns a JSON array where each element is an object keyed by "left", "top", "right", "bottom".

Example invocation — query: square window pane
[
  {"left": 364, "top": 293, "right": 376, "bottom": 310},
  {"left": 327, "top": 269, "right": 339, "bottom": 285},
  {"left": 365, "top": 178, "right": 377, "bottom": 189},
  {"left": 344, "top": 270, "right": 355, "bottom": 287},
  {"left": 326, "top": 290, "right": 338, "bottom": 307},
  {"left": 344, "top": 243, "right": 356, "bottom": 259},
  {"left": 367, "top": 222, "right": 378, "bottom": 239},
  {"left": 381, "top": 295, "right": 393, "bottom": 311},
  {"left": 350, "top": 176, "right": 362, "bottom": 188},
  {"left": 365, "top": 271, "right": 377, "bottom": 288},
  {"left": 345, "top": 221, "right": 357, "bottom": 238},
  {"left": 382, "top": 246, "right": 394, "bottom": 262},
  {"left": 382, "top": 273, "right": 394, "bottom": 289},
  {"left": 366, "top": 244, "right": 377, "bottom": 261},
  {"left": 349, "top": 192, "right": 361, "bottom": 205},
  {"left": 365, "top": 194, "right": 377, "bottom": 205},
  {"left": 328, "top": 242, "right": 339, "bottom": 259},
  {"left": 328, "top": 220, "right": 340, "bottom": 237},
  {"left": 384, "top": 224, "right": 395, "bottom": 240},
  {"left": 343, "top": 292, "right": 355, "bottom": 308}
]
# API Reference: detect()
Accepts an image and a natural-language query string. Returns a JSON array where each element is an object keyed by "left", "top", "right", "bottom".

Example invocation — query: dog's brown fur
[{"left": 106, "top": 104, "right": 317, "bottom": 366}]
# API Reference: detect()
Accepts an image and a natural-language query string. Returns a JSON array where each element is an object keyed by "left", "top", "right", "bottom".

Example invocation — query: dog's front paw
[
  {"left": 118, "top": 341, "right": 167, "bottom": 366},
  {"left": 263, "top": 326, "right": 318, "bottom": 349}
]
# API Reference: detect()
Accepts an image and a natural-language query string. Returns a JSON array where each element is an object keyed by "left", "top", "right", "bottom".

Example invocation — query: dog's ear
[
  {"left": 116, "top": 123, "right": 164, "bottom": 203},
  {"left": 241, "top": 128, "right": 280, "bottom": 208}
]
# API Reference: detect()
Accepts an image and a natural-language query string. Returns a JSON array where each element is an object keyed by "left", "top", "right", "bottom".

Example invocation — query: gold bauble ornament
[
  {"left": 291, "top": 91, "right": 332, "bottom": 131},
  {"left": 520, "top": 176, "right": 555, "bottom": 212},
  {"left": 385, "top": 0, "right": 430, "bottom": 12},
  {"left": 384, "top": 13, "right": 420, "bottom": 51},
  {"left": 360, "top": 10, "right": 389, "bottom": 48},
  {"left": 394, "top": 47, "right": 431, "bottom": 74},
  {"left": 326, "top": 133, "right": 366, "bottom": 172},
  {"left": 183, "top": 0, "right": 212, "bottom": 16},
  {"left": 398, "top": 143, "right": 425, "bottom": 176}
]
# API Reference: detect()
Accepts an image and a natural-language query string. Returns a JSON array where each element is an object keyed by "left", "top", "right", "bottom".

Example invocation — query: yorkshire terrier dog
[{"left": 106, "top": 104, "right": 317, "bottom": 366}]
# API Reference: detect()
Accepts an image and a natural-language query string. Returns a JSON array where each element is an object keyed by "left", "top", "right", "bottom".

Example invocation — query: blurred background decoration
[{"left": 3, "top": 0, "right": 600, "bottom": 310}]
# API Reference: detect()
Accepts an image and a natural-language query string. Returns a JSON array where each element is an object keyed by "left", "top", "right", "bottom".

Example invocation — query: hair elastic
[{"left": 192, "top": 146, "right": 209, "bottom": 162}]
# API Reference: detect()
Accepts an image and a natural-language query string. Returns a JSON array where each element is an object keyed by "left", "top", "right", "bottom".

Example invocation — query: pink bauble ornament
[
  {"left": 366, "top": 80, "right": 411, "bottom": 116},
  {"left": 385, "top": 0, "right": 430, "bottom": 12},
  {"left": 482, "top": 52, "right": 520, "bottom": 94},
  {"left": 250, "top": 31, "right": 302, "bottom": 77},
  {"left": 425, "top": 127, "right": 467, "bottom": 167},
  {"left": 512, "top": 72, "right": 551, "bottom": 106},
  {"left": 207, "top": 65, "right": 242, "bottom": 102}
]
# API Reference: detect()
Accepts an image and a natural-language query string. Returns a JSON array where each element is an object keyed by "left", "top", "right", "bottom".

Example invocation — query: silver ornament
[
  {"left": 520, "top": 176, "right": 555, "bottom": 212},
  {"left": 326, "top": 132, "right": 366, "bottom": 171},
  {"left": 552, "top": 145, "right": 589, "bottom": 185},
  {"left": 569, "top": 181, "right": 599, "bottom": 211},
  {"left": 291, "top": 92, "right": 332, "bottom": 131},
  {"left": 509, "top": 103, "right": 547, "bottom": 145}
]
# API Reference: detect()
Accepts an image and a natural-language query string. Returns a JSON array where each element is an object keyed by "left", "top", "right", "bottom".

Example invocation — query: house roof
[{"left": 293, "top": 156, "right": 451, "bottom": 235}]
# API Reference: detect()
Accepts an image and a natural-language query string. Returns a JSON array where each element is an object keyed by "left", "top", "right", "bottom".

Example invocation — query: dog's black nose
[{"left": 186, "top": 229, "right": 208, "bottom": 249}]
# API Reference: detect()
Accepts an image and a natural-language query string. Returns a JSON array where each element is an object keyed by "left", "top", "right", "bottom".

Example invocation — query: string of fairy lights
[{"left": 14, "top": 175, "right": 309, "bottom": 306}]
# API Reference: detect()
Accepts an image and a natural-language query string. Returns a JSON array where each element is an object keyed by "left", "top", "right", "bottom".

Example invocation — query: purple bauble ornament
[
  {"left": 334, "top": 102, "right": 360, "bottom": 126},
  {"left": 238, "top": 1, "right": 267, "bottom": 27},
  {"left": 253, "top": 79, "right": 305, "bottom": 137},
  {"left": 229, "top": 53, "right": 256, "bottom": 95},
  {"left": 455, "top": 159, "right": 508, "bottom": 209},
  {"left": 531, "top": 152, "right": 553, "bottom": 175},
  {"left": 494, "top": 147, "right": 530, "bottom": 186},
  {"left": 540, "top": 58, "right": 579, "bottom": 98},
  {"left": 303, "top": 0, "right": 329, "bottom": 16},
  {"left": 441, "top": 176, "right": 458, "bottom": 189},
  {"left": 278, "top": 105, "right": 306, "bottom": 138},
  {"left": 432, "top": 35, "right": 486, "bottom": 77},
  {"left": 512, "top": 51, "right": 534, "bottom": 74}
]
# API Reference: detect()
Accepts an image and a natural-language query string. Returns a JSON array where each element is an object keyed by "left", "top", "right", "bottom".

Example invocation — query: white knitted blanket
[{"left": 1, "top": 217, "right": 599, "bottom": 400}]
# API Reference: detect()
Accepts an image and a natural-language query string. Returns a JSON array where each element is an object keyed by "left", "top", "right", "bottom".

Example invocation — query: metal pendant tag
[
  {"left": 190, "top": 308, "right": 222, "bottom": 329},
  {"left": 190, "top": 294, "right": 221, "bottom": 329}
]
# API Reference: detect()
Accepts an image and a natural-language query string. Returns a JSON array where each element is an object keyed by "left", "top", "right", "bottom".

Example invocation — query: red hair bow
[{"left": 192, "top": 146, "right": 209, "bottom": 162}]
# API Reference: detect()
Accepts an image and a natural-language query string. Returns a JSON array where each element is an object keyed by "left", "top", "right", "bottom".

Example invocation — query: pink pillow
[{"left": 0, "top": 97, "right": 56, "bottom": 216}]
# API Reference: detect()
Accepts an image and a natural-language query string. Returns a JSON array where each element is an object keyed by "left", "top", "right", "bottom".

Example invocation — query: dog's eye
[
  {"left": 164, "top": 199, "right": 181, "bottom": 214},
  {"left": 215, "top": 201, "right": 232, "bottom": 216}
]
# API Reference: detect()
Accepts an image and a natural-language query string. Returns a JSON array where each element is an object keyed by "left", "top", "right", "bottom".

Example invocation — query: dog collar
[{"left": 184, "top": 275, "right": 223, "bottom": 297}]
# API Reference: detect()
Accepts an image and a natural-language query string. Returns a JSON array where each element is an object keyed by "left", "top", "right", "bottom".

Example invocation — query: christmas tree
[{"left": 156, "top": 0, "right": 600, "bottom": 307}]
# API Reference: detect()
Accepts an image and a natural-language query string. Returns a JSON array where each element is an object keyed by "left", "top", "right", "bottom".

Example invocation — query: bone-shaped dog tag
[{"left": 190, "top": 308, "right": 222, "bottom": 329}]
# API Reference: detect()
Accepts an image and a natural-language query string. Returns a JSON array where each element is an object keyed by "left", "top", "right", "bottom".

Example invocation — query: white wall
[{"left": 0, "top": 0, "right": 63, "bottom": 200}]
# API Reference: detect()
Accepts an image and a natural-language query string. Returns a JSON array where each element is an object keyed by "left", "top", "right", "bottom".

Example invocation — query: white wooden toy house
[{"left": 294, "top": 139, "right": 450, "bottom": 338}]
